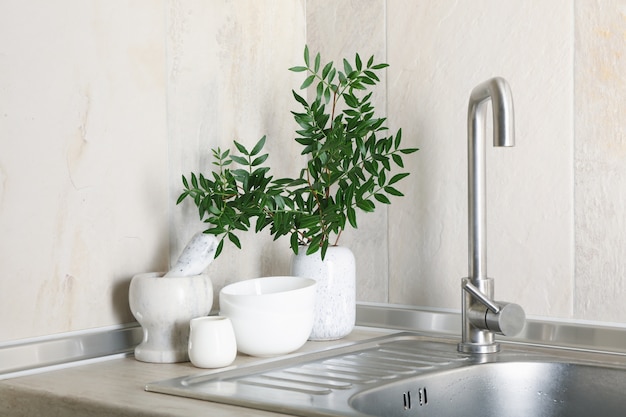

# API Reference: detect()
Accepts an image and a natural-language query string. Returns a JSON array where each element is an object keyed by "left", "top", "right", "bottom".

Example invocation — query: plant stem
[
  {"left": 334, "top": 229, "right": 343, "bottom": 246},
  {"left": 305, "top": 164, "right": 328, "bottom": 246}
]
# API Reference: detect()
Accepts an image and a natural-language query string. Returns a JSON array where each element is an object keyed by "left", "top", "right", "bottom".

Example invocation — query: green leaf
[
  {"left": 176, "top": 192, "right": 188, "bottom": 205},
  {"left": 362, "top": 178, "right": 375, "bottom": 194},
  {"left": 301, "top": 74, "right": 316, "bottom": 89},
  {"left": 344, "top": 109, "right": 360, "bottom": 117},
  {"left": 355, "top": 137, "right": 366, "bottom": 155},
  {"left": 371, "top": 63, "right": 389, "bottom": 70},
  {"left": 294, "top": 193, "right": 305, "bottom": 210},
  {"left": 208, "top": 204, "right": 222, "bottom": 215},
  {"left": 367, "top": 55, "right": 374, "bottom": 68},
  {"left": 250, "top": 135, "right": 266, "bottom": 156},
  {"left": 214, "top": 239, "right": 225, "bottom": 258},
  {"left": 289, "top": 66, "right": 308, "bottom": 72},
  {"left": 233, "top": 140, "right": 249, "bottom": 155},
  {"left": 354, "top": 166, "right": 366, "bottom": 181},
  {"left": 228, "top": 232, "right": 241, "bottom": 249},
  {"left": 394, "top": 128, "right": 402, "bottom": 148},
  {"left": 364, "top": 70, "right": 379, "bottom": 82},
  {"left": 307, "top": 236, "right": 322, "bottom": 254},
  {"left": 255, "top": 215, "right": 268, "bottom": 232},
  {"left": 299, "top": 214, "right": 319, "bottom": 230},
  {"left": 320, "top": 240, "right": 329, "bottom": 260},
  {"left": 384, "top": 186, "right": 404, "bottom": 197},
  {"left": 343, "top": 93, "right": 359, "bottom": 108},
  {"left": 338, "top": 71, "right": 347, "bottom": 85},
  {"left": 292, "top": 90, "right": 309, "bottom": 107},
  {"left": 392, "top": 153, "right": 404, "bottom": 168},
  {"left": 345, "top": 184, "right": 355, "bottom": 205},
  {"left": 389, "top": 172, "right": 410, "bottom": 185},
  {"left": 356, "top": 199, "right": 375, "bottom": 212},
  {"left": 290, "top": 232, "right": 299, "bottom": 254},
  {"left": 343, "top": 58, "right": 353, "bottom": 75},
  {"left": 304, "top": 45, "right": 310, "bottom": 66},
  {"left": 230, "top": 155, "right": 248, "bottom": 165},
  {"left": 381, "top": 157, "right": 391, "bottom": 170},
  {"left": 324, "top": 86, "right": 331, "bottom": 103},
  {"left": 274, "top": 195, "right": 286, "bottom": 209},
  {"left": 288, "top": 178, "right": 308, "bottom": 187},
  {"left": 328, "top": 68, "right": 337, "bottom": 84},
  {"left": 378, "top": 169, "right": 387, "bottom": 187},
  {"left": 364, "top": 160, "right": 377, "bottom": 176},
  {"left": 251, "top": 154, "right": 269, "bottom": 166},
  {"left": 322, "top": 61, "right": 333, "bottom": 79},
  {"left": 314, "top": 52, "right": 321, "bottom": 73},
  {"left": 374, "top": 193, "right": 391, "bottom": 204},
  {"left": 316, "top": 81, "right": 324, "bottom": 100},
  {"left": 347, "top": 206, "right": 357, "bottom": 228},
  {"left": 400, "top": 147, "right": 419, "bottom": 154},
  {"left": 355, "top": 53, "right": 362, "bottom": 71}
]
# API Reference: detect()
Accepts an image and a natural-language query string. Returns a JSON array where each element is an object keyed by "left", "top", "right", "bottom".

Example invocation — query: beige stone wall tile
[
  {"left": 386, "top": 0, "right": 575, "bottom": 317},
  {"left": 0, "top": 1, "right": 169, "bottom": 341},
  {"left": 574, "top": 0, "right": 626, "bottom": 322}
]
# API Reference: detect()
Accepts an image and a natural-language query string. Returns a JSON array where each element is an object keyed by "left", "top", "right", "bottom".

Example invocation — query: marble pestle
[{"left": 163, "top": 232, "right": 219, "bottom": 278}]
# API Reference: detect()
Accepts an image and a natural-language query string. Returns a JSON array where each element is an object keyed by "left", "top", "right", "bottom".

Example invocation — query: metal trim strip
[
  {"left": 3, "top": 303, "right": 626, "bottom": 379},
  {"left": 0, "top": 323, "right": 142, "bottom": 379},
  {"left": 356, "top": 302, "right": 626, "bottom": 355}
]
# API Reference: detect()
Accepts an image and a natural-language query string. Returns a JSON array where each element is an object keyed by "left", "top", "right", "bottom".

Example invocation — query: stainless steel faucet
[{"left": 458, "top": 77, "right": 526, "bottom": 354}]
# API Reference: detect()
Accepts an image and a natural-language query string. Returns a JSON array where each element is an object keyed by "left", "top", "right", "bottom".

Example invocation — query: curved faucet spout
[
  {"left": 460, "top": 77, "right": 524, "bottom": 354},
  {"left": 467, "top": 77, "right": 515, "bottom": 280}
]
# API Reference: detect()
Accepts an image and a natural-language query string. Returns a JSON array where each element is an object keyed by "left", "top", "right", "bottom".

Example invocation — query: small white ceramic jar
[{"left": 188, "top": 316, "right": 237, "bottom": 368}]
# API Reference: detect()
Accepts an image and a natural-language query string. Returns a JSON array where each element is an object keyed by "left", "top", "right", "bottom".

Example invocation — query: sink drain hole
[{"left": 403, "top": 387, "right": 428, "bottom": 410}]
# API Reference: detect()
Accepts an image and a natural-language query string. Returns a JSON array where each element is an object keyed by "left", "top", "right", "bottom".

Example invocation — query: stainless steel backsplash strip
[
  {"left": 356, "top": 303, "right": 461, "bottom": 335},
  {"left": 3, "top": 303, "right": 626, "bottom": 379},
  {"left": 357, "top": 302, "right": 626, "bottom": 355},
  {"left": 0, "top": 323, "right": 142, "bottom": 379}
]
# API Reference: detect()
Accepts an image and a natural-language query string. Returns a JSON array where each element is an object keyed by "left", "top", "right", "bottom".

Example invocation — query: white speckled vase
[
  {"left": 290, "top": 246, "right": 356, "bottom": 341},
  {"left": 128, "top": 272, "right": 213, "bottom": 363}
]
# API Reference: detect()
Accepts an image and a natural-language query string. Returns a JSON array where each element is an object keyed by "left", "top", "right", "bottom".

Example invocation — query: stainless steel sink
[
  {"left": 146, "top": 332, "right": 626, "bottom": 417},
  {"left": 351, "top": 360, "right": 626, "bottom": 417}
]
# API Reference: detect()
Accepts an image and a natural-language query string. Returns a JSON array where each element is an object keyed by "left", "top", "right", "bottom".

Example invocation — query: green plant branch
[
  {"left": 177, "top": 46, "right": 418, "bottom": 259},
  {"left": 304, "top": 164, "right": 329, "bottom": 247}
]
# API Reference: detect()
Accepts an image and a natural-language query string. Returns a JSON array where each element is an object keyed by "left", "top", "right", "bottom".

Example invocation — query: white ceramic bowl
[{"left": 219, "top": 276, "right": 317, "bottom": 357}]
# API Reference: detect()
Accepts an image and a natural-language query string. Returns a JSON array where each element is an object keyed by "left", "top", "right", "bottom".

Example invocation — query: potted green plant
[{"left": 177, "top": 46, "right": 417, "bottom": 339}]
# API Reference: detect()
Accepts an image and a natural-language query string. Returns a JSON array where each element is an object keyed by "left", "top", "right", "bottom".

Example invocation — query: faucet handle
[
  {"left": 463, "top": 281, "right": 500, "bottom": 313},
  {"left": 463, "top": 280, "right": 526, "bottom": 337},
  {"left": 484, "top": 302, "right": 525, "bottom": 336}
]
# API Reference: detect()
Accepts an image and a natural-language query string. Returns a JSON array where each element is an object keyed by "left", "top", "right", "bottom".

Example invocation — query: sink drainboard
[
  {"left": 147, "top": 332, "right": 626, "bottom": 417},
  {"left": 216, "top": 340, "right": 465, "bottom": 395},
  {"left": 146, "top": 333, "right": 468, "bottom": 416}
]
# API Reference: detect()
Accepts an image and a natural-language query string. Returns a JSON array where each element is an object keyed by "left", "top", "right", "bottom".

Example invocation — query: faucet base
[{"left": 458, "top": 341, "right": 500, "bottom": 354}]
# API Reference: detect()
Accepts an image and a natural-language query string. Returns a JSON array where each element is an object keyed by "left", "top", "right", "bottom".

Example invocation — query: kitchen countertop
[
  {"left": 0, "top": 327, "right": 390, "bottom": 417},
  {"left": 7, "top": 304, "right": 626, "bottom": 416}
]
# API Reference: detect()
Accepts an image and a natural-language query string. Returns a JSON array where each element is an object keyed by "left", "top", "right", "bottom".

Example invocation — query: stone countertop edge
[{"left": 0, "top": 327, "right": 390, "bottom": 417}]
